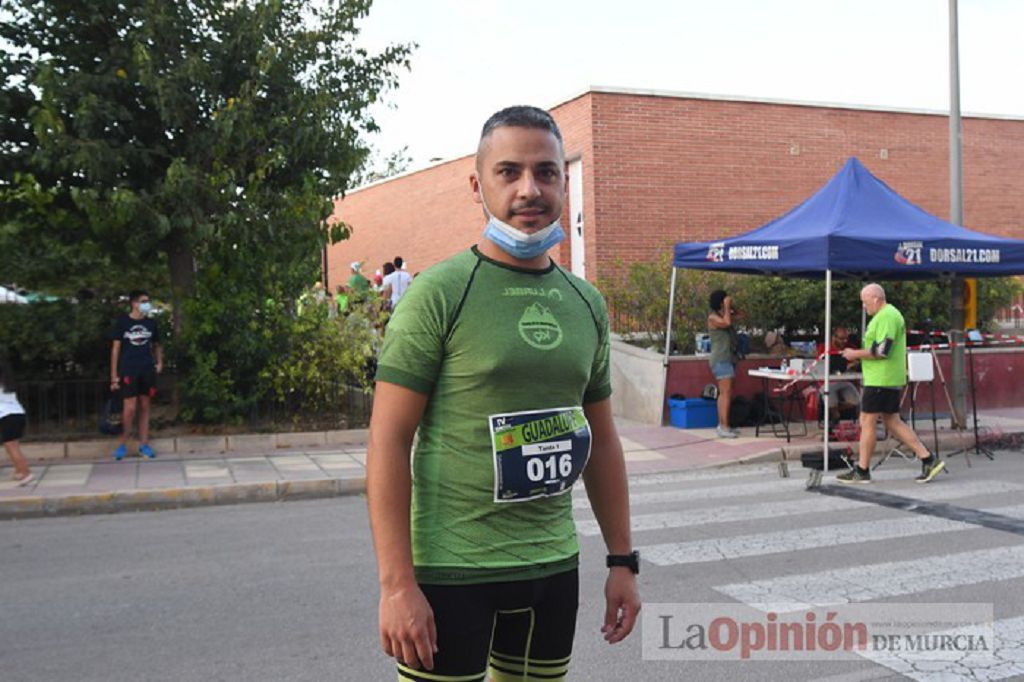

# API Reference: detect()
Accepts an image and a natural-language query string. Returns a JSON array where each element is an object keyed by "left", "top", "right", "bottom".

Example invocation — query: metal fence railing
[
  {"left": 11, "top": 376, "right": 373, "bottom": 439},
  {"left": 15, "top": 378, "right": 114, "bottom": 439}
]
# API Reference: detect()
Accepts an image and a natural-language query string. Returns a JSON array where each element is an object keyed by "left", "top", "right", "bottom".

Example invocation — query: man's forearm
[
  {"left": 582, "top": 443, "right": 632, "bottom": 555},
  {"left": 110, "top": 344, "right": 119, "bottom": 379},
  {"left": 367, "top": 431, "right": 416, "bottom": 588}
]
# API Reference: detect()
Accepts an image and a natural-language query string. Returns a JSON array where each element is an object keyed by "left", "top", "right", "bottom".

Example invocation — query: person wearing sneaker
[
  {"left": 0, "top": 359, "right": 34, "bottom": 486},
  {"left": 837, "top": 284, "right": 945, "bottom": 484},
  {"left": 707, "top": 290, "right": 742, "bottom": 439},
  {"left": 109, "top": 290, "right": 163, "bottom": 460}
]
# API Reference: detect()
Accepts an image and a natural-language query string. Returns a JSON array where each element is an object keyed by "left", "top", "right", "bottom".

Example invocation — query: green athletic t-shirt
[
  {"left": 348, "top": 272, "right": 370, "bottom": 292},
  {"left": 862, "top": 303, "right": 907, "bottom": 387},
  {"left": 375, "top": 246, "right": 612, "bottom": 585}
]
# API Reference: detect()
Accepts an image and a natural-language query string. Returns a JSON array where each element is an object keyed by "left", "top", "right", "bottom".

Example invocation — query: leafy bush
[
  {"left": 0, "top": 299, "right": 124, "bottom": 377},
  {"left": 260, "top": 302, "right": 378, "bottom": 419}
]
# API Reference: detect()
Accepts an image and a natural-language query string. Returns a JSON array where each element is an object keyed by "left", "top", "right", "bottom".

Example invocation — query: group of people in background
[
  {"left": 705, "top": 284, "right": 945, "bottom": 484},
  {"left": 338, "top": 256, "right": 413, "bottom": 316}
]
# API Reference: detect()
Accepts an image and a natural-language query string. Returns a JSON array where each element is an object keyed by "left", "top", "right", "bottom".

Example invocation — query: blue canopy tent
[{"left": 666, "top": 157, "right": 1024, "bottom": 469}]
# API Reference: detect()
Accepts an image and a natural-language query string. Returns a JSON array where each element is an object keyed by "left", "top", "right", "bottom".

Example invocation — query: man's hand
[
  {"left": 841, "top": 348, "right": 859, "bottom": 361},
  {"left": 379, "top": 582, "right": 438, "bottom": 671},
  {"left": 155, "top": 362, "right": 163, "bottom": 374},
  {"left": 109, "top": 378, "right": 120, "bottom": 392},
  {"left": 601, "top": 569, "right": 641, "bottom": 644}
]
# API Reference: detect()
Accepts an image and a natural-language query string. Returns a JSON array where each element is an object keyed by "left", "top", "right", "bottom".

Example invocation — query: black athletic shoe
[
  {"left": 915, "top": 454, "right": 946, "bottom": 483},
  {"left": 836, "top": 466, "right": 871, "bottom": 484}
]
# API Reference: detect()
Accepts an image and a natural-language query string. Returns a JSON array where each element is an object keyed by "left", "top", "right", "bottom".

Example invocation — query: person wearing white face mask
[
  {"left": 109, "top": 289, "right": 162, "bottom": 460},
  {"left": 367, "top": 106, "right": 639, "bottom": 682}
]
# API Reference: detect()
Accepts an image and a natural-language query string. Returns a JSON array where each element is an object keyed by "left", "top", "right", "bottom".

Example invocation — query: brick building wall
[
  {"left": 327, "top": 94, "right": 594, "bottom": 288},
  {"left": 327, "top": 88, "right": 1024, "bottom": 288}
]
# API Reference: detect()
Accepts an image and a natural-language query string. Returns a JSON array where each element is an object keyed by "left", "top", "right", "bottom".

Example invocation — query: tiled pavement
[{"left": 2, "top": 410, "right": 1021, "bottom": 518}]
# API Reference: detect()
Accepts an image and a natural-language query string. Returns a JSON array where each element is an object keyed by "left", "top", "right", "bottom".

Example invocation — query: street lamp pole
[{"left": 948, "top": 0, "right": 967, "bottom": 427}]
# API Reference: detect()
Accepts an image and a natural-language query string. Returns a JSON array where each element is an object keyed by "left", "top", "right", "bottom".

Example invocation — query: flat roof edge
[{"left": 556, "top": 84, "right": 1024, "bottom": 122}]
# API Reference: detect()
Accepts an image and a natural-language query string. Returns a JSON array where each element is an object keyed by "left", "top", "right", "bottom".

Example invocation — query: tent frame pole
[
  {"left": 664, "top": 267, "right": 678, "bottom": 367},
  {"left": 823, "top": 270, "right": 833, "bottom": 472}
]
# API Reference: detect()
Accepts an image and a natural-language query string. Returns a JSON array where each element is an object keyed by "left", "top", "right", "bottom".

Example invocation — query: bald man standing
[{"left": 837, "top": 284, "right": 945, "bottom": 484}]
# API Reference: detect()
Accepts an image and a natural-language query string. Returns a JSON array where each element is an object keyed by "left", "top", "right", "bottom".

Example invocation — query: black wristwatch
[{"left": 606, "top": 550, "right": 640, "bottom": 575}]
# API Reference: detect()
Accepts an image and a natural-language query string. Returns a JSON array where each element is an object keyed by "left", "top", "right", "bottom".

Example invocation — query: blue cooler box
[{"left": 668, "top": 397, "right": 718, "bottom": 429}]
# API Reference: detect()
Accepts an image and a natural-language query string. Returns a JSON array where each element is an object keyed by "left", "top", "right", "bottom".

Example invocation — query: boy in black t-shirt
[{"left": 109, "top": 290, "right": 163, "bottom": 460}]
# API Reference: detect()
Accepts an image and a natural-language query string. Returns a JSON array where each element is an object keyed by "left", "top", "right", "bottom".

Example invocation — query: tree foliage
[
  {"left": 1, "top": 0, "right": 413, "bottom": 420},
  {"left": 2, "top": 0, "right": 411, "bottom": 304},
  {"left": 349, "top": 144, "right": 412, "bottom": 187}
]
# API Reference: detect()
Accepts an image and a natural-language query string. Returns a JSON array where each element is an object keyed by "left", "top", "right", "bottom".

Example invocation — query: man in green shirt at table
[{"left": 837, "top": 283, "right": 945, "bottom": 484}]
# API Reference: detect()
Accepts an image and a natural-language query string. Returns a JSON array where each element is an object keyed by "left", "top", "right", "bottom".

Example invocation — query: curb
[
  {"left": 21, "top": 429, "right": 370, "bottom": 464},
  {"left": 0, "top": 475, "right": 367, "bottom": 520}
]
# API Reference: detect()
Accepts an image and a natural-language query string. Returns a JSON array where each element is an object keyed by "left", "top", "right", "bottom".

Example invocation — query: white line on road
[
  {"left": 714, "top": 542, "right": 1024, "bottom": 614},
  {"left": 575, "top": 480, "right": 1022, "bottom": 536},
  {"left": 642, "top": 504, "right": 1024, "bottom": 566},
  {"left": 575, "top": 478, "right": 808, "bottom": 510}
]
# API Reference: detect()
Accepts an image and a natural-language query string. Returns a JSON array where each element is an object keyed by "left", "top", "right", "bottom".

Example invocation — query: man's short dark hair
[
  {"left": 393, "top": 256, "right": 403, "bottom": 269},
  {"left": 129, "top": 290, "right": 149, "bottom": 303},
  {"left": 479, "top": 106, "right": 563, "bottom": 149},
  {"left": 709, "top": 289, "right": 728, "bottom": 313}
]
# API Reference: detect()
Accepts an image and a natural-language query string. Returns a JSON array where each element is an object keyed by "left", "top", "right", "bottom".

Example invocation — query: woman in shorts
[
  {"left": 707, "top": 290, "right": 741, "bottom": 439},
  {"left": 0, "top": 360, "right": 33, "bottom": 486}
]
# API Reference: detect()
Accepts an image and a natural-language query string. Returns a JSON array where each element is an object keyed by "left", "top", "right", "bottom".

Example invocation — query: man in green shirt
[
  {"left": 347, "top": 261, "right": 371, "bottom": 295},
  {"left": 837, "top": 283, "right": 945, "bottom": 484},
  {"left": 367, "top": 106, "right": 639, "bottom": 682}
]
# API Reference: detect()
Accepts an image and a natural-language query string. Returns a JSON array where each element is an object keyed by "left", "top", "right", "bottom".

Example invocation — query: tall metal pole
[
  {"left": 663, "top": 267, "right": 678, "bottom": 366},
  {"left": 823, "top": 270, "right": 833, "bottom": 472},
  {"left": 948, "top": 0, "right": 967, "bottom": 428}
]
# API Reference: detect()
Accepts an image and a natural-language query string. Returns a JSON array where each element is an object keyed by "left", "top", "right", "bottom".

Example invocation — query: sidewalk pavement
[{"left": 2, "top": 410, "right": 1022, "bottom": 520}]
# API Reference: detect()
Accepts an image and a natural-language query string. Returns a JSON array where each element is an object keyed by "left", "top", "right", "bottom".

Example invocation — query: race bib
[{"left": 489, "top": 406, "right": 592, "bottom": 504}]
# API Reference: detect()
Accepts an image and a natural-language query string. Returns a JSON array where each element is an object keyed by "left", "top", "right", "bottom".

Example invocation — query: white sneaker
[{"left": 716, "top": 426, "right": 738, "bottom": 439}]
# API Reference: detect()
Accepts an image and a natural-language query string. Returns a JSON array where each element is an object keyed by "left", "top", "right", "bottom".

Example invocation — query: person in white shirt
[
  {"left": 381, "top": 256, "right": 413, "bottom": 310},
  {"left": 0, "top": 360, "right": 33, "bottom": 486}
]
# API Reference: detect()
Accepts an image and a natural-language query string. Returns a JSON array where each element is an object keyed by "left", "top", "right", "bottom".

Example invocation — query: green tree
[
  {"left": 1, "top": 0, "right": 412, "bottom": 323},
  {"left": 349, "top": 144, "right": 413, "bottom": 187}
]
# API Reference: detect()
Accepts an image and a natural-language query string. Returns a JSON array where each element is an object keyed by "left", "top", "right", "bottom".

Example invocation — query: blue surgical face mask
[
  {"left": 481, "top": 197, "right": 564, "bottom": 261},
  {"left": 138, "top": 302, "right": 153, "bottom": 315}
]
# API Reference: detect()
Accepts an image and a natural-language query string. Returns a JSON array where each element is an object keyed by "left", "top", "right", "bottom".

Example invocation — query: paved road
[{"left": 2, "top": 451, "right": 1023, "bottom": 680}]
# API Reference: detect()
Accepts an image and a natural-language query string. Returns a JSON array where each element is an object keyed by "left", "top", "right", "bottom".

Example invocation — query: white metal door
[{"left": 568, "top": 158, "right": 585, "bottom": 278}]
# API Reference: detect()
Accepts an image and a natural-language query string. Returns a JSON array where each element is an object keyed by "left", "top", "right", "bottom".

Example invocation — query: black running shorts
[
  {"left": 861, "top": 386, "right": 901, "bottom": 414},
  {"left": 119, "top": 370, "right": 157, "bottom": 399},
  {"left": 396, "top": 568, "right": 578, "bottom": 682},
  {"left": 1, "top": 413, "right": 26, "bottom": 443}
]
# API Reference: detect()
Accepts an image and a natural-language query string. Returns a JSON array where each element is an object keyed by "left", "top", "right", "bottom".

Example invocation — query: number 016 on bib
[{"left": 489, "top": 407, "right": 592, "bottom": 503}]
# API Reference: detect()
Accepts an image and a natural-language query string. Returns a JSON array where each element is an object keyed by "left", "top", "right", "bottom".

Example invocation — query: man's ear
[{"left": 469, "top": 173, "right": 482, "bottom": 205}]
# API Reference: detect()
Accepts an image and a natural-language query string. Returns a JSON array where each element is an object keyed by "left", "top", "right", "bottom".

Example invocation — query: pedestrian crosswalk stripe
[
  {"left": 626, "top": 465, "right": 780, "bottom": 488},
  {"left": 714, "top": 543, "right": 1024, "bottom": 614},
  {"left": 575, "top": 478, "right": 809, "bottom": 510},
  {"left": 641, "top": 504, "right": 1024, "bottom": 566},
  {"left": 858, "top": 615, "right": 1024, "bottom": 681},
  {"left": 576, "top": 494, "right": 871, "bottom": 536},
  {"left": 574, "top": 480, "right": 1023, "bottom": 536}
]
